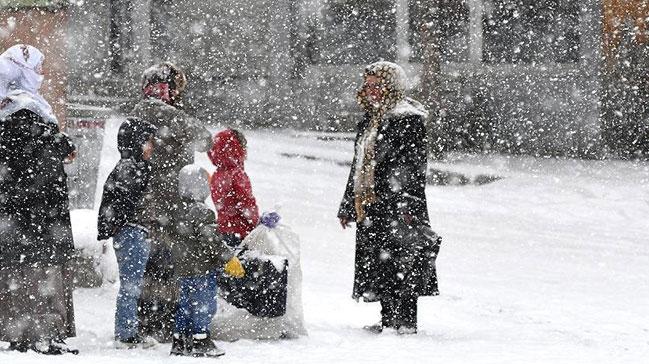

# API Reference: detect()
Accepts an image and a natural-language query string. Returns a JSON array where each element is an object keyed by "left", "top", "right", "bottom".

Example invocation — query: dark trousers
[
  {"left": 380, "top": 294, "right": 417, "bottom": 329},
  {"left": 138, "top": 242, "right": 176, "bottom": 342}
]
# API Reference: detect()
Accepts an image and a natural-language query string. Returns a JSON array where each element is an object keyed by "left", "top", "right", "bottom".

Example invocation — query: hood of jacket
[
  {"left": 208, "top": 129, "right": 245, "bottom": 170},
  {"left": 141, "top": 62, "right": 187, "bottom": 107},
  {"left": 117, "top": 117, "right": 157, "bottom": 161},
  {"left": 178, "top": 164, "right": 211, "bottom": 202}
]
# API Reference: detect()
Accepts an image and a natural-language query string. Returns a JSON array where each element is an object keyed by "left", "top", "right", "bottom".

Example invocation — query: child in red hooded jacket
[{"left": 208, "top": 129, "right": 260, "bottom": 246}]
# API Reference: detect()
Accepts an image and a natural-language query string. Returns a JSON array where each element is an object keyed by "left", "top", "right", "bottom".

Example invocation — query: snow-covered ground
[{"left": 2, "top": 118, "right": 649, "bottom": 363}]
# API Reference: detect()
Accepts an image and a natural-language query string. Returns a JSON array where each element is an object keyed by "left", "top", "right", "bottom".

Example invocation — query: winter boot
[
  {"left": 51, "top": 338, "right": 79, "bottom": 355},
  {"left": 396, "top": 326, "right": 417, "bottom": 335},
  {"left": 114, "top": 335, "right": 158, "bottom": 349},
  {"left": 170, "top": 333, "right": 190, "bottom": 356},
  {"left": 30, "top": 339, "right": 64, "bottom": 355},
  {"left": 8, "top": 341, "right": 29, "bottom": 352},
  {"left": 362, "top": 322, "right": 384, "bottom": 334},
  {"left": 191, "top": 333, "right": 225, "bottom": 358}
]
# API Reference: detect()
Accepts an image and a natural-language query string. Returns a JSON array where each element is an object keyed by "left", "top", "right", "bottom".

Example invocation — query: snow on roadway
[{"left": 2, "top": 117, "right": 648, "bottom": 363}]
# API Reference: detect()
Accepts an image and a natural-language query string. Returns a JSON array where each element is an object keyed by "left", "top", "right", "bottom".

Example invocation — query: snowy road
[{"left": 2, "top": 120, "right": 649, "bottom": 363}]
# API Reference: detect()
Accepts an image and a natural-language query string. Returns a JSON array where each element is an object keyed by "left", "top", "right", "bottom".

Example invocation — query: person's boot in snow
[
  {"left": 396, "top": 326, "right": 417, "bottom": 335},
  {"left": 362, "top": 322, "right": 385, "bottom": 334},
  {"left": 50, "top": 338, "right": 79, "bottom": 354},
  {"left": 364, "top": 313, "right": 398, "bottom": 334},
  {"left": 114, "top": 335, "right": 158, "bottom": 349},
  {"left": 8, "top": 341, "right": 29, "bottom": 352},
  {"left": 170, "top": 333, "right": 190, "bottom": 356},
  {"left": 191, "top": 333, "right": 225, "bottom": 357},
  {"left": 30, "top": 339, "right": 65, "bottom": 355}
]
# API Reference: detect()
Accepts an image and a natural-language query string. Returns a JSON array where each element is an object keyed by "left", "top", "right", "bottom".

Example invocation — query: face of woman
[
  {"left": 363, "top": 75, "right": 384, "bottom": 105},
  {"left": 23, "top": 58, "right": 45, "bottom": 93},
  {"left": 35, "top": 60, "right": 44, "bottom": 75}
]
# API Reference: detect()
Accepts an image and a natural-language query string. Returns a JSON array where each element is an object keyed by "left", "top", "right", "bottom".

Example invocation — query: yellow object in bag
[{"left": 224, "top": 256, "right": 245, "bottom": 278}]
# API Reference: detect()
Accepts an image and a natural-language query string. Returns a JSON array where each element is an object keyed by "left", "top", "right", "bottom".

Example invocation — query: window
[
  {"left": 407, "top": 0, "right": 580, "bottom": 65},
  {"left": 482, "top": 0, "right": 580, "bottom": 64},
  {"left": 318, "top": 0, "right": 397, "bottom": 65},
  {"left": 409, "top": 0, "right": 471, "bottom": 63}
]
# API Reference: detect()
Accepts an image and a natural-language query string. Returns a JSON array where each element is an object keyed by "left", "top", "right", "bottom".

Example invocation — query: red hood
[{"left": 208, "top": 129, "right": 246, "bottom": 170}]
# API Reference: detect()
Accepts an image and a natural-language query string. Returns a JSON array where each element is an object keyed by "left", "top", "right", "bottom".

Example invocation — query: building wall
[
  {"left": 603, "top": 0, "right": 649, "bottom": 61},
  {"left": 66, "top": 0, "right": 300, "bottom": 126},
  {"left": 67, "top": 0, "right": 150, "bottom": 102},
  {"left": 64, "top": 0, "right": 605, "bottom": 156},
  {"left": 0, "top": 6, "right": 68, "bottom": 128},
  {"left": 66, "top": 0, "right": 110, "bottom": 96}
]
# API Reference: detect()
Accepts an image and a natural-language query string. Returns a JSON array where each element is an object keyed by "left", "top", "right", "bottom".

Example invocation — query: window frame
[
  {"left": 0, "top": 0, "right": 67, "bottom": 9},
  {"left": 407, "top": 0, "right": 582, "bottom": 67}
]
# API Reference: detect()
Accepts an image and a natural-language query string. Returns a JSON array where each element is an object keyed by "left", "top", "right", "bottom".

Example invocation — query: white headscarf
[{"left": 0, "top": 44, "right": 56, "bottom": 124}]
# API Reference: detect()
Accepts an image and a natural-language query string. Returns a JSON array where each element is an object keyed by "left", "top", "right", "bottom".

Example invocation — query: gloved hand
[
  {"left": 222, "top": 234, "right": 243, "bottom": 249},
  {"left": 339, "top": 215, "right": 352, "bottom": 229},
  {"left": 260, "top": 211, "right": 281, "bottom": 228},
  {"left": 224, "top": 256, "right": 245, "bottom": 278}
]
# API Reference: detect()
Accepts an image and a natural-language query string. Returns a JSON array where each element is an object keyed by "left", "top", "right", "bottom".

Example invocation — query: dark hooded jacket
[
  {"left": 97, "top": 118, "right": 157, "bottom": 240},
  {"left": 170, "top": 165, "right": 234, "bottom": 277},
  {"left": 0, "top": 109, "right": 76, "bottom": 267}
]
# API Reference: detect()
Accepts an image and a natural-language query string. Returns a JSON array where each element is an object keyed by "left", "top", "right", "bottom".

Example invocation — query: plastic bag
[{"left": 211, "top": 223, "right": 307, "bottom": 340}]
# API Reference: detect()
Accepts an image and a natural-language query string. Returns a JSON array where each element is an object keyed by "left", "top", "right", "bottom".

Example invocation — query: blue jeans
[
  {"left": 175, "top": 272, "right": 218, "bottom": 335},
  {"left": 113, "top": 225, "right": 151, "bottom": 340}
]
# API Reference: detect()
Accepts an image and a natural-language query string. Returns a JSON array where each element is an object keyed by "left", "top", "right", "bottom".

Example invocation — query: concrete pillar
[
  {"left": 467, "top": 0, "right": 484, "bottom": 65},
  {"left": 395, "top": 0, "right": 410, "bottom": 66},
  {"left": 129, "top": 0, "right": 151, "bottom": 85},
  {"left": 266, "top": 0, "right": 294, "bottom": 125},
  {"left": 579, "top": 0, "right": 604, "bottom": 156}
]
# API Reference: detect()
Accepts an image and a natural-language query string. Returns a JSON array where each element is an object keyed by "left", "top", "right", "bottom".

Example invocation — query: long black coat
[
  {"left": 0, "top": 109, "right": 76, "bottom": 267},
  {"left": 338, "top": 104, "right": 439, "bottom": 302}
]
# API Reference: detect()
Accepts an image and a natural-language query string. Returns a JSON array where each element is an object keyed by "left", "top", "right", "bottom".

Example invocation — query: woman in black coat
[
  {"left": 338, "top": 61, "right": 439, "bottom": 335},
  {"left": 0, "top": 108, "right": 77, "bottom": 353},
  {"left": 0, "top": 45, "right": 78, "bottom": 354}
]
